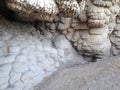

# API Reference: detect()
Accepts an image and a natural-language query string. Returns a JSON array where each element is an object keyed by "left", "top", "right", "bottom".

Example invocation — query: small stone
[
  {"left": 44, "top": 31, "right": 53, "bottom": 39},
  {"left": 62, "top": 30, "right": 68, "bottom": 35},
  {"left": 0, "top": 76, "right": 9, "bottom": 90},
  {"left": 0, "top": 55, "right": 16, "bottom": 65},
  {"left": 73, "top": 42, "right": 78, "bottom": 47},
  {"left": 72, "top": 31, "right": 80, "bottom": 42},
  {"left": 0, "top": 64, "right": 11, "bottom": 89},
  {"left": 57, "top": 18, "right": 71, "bottom": 30},
  {"left": 50, "top": 23, "right": 56, "bottom": 30},
  {"left": 10, "top": 72, "right": 21, "bottom": 85},
  {"left": 68, "top": 28, "right": 74, "bottom": 33},
  {"left": 66, "top": 32, "right": 74, "bottom": 41}
]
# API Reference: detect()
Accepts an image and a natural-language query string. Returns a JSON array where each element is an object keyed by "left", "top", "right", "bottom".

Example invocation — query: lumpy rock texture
[
  {"left": 44, "top": 0, "right": 120, "bottom": 60},
  {"left": 0, "top": 0, "right": 120, "bottom": 90},
  {"left": 0, "top": 17, "right": 85, "bottom": 90},
  {"left": 5, "top": 0, "right": 85, "bottom": 21}
]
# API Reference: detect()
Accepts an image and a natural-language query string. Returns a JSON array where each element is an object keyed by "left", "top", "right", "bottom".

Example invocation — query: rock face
[
  {"left": 44, "top": 0, "right": 120, "bottom": 61},
  {"left": 4, "top": 0, "right": 85, "bottom": 21},
  {"left": 0, "top": 0, "right": 120, "bottom": 60},
  {"left": 0, "top": 17, "right": 85, "bottom": 90},
  {"left": 0, "top": 0, "right": 120, "bottom": 90}
]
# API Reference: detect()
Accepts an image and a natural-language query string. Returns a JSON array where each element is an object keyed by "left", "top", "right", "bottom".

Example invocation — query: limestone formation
[
  {"left": 44, "top": 0, "right": 120, "bottom": 61},
  {"left": 0, "top": 0, "right": 120, "bottom": 74},
  {"left": 2, "top": 0, "right": 85, "bottom": 21}
]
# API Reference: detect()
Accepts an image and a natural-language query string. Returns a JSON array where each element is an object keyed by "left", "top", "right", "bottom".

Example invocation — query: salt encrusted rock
[
  {"left": 53, "top": 35, "right": 77, "bottom": 59},
  {"left": 0, "top": 0, "right": 120, "bottom": 90},
  {"left": 0, "top": 1, "right": 120, "bottom": 90},
  {"left": 0, "top": 17, "right": 84, "bottom": 90}
]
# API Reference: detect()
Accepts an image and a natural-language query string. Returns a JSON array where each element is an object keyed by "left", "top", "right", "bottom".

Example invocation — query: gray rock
[
  {"left": 57, "top": 18, "right": 71, "bottom": 30},
  {"left": 35, "top": 56, "right": 120, "bottom": 90}
]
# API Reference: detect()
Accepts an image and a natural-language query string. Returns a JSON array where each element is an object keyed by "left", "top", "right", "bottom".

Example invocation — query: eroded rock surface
[
  {"left": 44, "top": 0, "right": 120, "bottom": 60},
  {"left": 0, "top": 0, "right": 120, "bottom": 90},
  {"left": 0, "top": 0, "right": 120, "bottom": 60},
  {"left": 0, "top": 17, "right": 85, "bottom": 90},
  {"left": 4, "top": 0, "right": 85, "bottom": 21}
]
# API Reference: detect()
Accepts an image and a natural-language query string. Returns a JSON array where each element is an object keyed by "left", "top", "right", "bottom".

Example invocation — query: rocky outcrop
[
  {"left": 0, "top": 0, "right": 120, "bottom": 90},
  {"left": 44, "top": 0, "right": 120, "bottom": 61},
  {"left": 0, "top": 0, "right": 119, "bottom": 61}
]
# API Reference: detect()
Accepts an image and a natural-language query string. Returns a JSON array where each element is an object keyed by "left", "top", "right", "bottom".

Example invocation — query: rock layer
[{"left": 4, "top": 0, "right": 85, "bottom": 21}]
